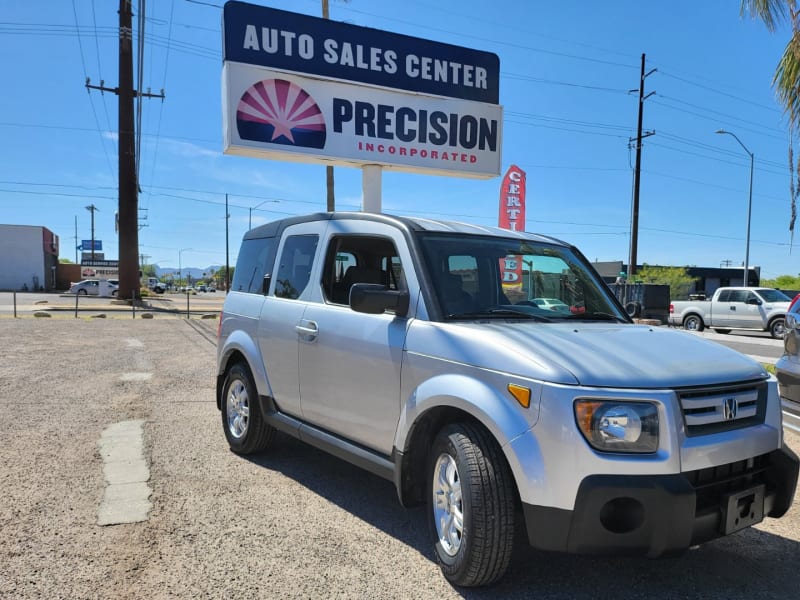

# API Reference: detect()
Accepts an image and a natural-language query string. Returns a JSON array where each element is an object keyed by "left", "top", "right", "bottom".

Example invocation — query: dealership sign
[
  {"left": 222, "top": 1, "right": 502, "bottom": 178},
  {"left": 497, "top": 165, "right": 527, "bottom": 288}
]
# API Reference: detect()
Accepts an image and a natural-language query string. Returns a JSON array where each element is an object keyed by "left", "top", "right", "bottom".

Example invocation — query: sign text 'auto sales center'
[{"left": 222, "top": 1, "right": 502, "bottom": 177}]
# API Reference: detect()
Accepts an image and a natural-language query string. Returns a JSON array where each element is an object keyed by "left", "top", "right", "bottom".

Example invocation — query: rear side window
[
  {"left": 729, "top": 290, "right": 748, "bottom": 303},
  {"left": 275, "top": 235, "right": 319, "bottom": 299},
  {"left": 231, "top": 236, "right": 277, "bottom": 294}
]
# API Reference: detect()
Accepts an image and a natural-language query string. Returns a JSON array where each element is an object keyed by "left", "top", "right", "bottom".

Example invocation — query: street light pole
[
  {"left": 248, "top": 199, "right": 279, "bottom": 229},
  {"left": 715, "top": 129, "right": 754, "bottom": 286},
  {"left": 178, "top": 247, "right": 192, "bottom": 288}
]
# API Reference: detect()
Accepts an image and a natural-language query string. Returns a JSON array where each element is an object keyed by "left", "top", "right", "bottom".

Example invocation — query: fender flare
[
  {"left": 217, "top": 328, "right": 274, "bottom": 408},
  {"left": 393, "top": 373, "right": 542, "bottom": 506}
]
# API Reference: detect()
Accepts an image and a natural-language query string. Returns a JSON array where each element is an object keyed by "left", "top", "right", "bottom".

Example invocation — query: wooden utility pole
[
  {"left": 85, "top": 204, "right": 99, "bottom": 262},
  {"left": 86, "top": 0, "right": 163, "bottom": 300},
  {"left": 628, "top": 53, "right": 655, "bottom": 280},
  {"left": 117, "top": 0, "right": 138, "bottom": 300}
]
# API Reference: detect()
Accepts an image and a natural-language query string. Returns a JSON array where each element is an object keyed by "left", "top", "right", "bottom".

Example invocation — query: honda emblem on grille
[{"left": 723, "top": 397, "right": 738, "bottom": 420}]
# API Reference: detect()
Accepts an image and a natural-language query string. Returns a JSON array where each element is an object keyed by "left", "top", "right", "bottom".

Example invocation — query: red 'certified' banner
[{"left": 498, "top": 165, "right": 526, "bottom": 288}]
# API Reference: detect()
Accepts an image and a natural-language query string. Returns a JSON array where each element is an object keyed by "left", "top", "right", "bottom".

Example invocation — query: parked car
[
  {"left": 669, "top": 287, "right": 790, "bottom": 338},
  {"left": 776, "top": 299, "right": 800, "bottom": 435},
  {"left": 530, "top": 297, "right": 570, "bottom": 313},
  {"left": 197, "top": 284, "right": 207, "bottom": 292},
  {"left": 789, "top": 293, "right": 800, "bottom": 312},
  {"left": 216, "top": 212, "right": 798, "bottom": 587},
  {"left": 68, "top": 279, "right": 118, "bottom": 297}
]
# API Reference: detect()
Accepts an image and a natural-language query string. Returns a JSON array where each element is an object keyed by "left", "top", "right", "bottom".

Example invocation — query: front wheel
[
  {"left": 428, "top": 423, "right": 515, "bottom": 587},
  {"left": 770, "top": 317, "right": 786, "bottom": 339},
  {"left": 683, "top": 314, "right": 704, "bottom": 332},
  {"left": 221, "top": 362, "right": 276, "bottom": 454}
]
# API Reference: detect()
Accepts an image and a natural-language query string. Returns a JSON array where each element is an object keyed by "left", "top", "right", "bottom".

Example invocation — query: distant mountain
[{"left": 154, "top": 265, "right": 223, "bottom": 281}]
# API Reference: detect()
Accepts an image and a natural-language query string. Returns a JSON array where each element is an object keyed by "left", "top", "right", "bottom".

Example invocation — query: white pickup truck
[{"left": 669, "top": 287, "right": 791, "bottom": 339}]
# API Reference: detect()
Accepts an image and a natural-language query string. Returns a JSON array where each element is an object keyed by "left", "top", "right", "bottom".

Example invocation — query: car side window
[
  {"left": 717, "top": 290, "right": 730, "bottom": 302},
  {"left": 321, "top": 235, "right": 403, "bottom": 305},
  {"left": 274, "top": 235, "right": 318, "bottom": 299},
  {"left": 729, "top": 290, "right": 748, "bottom": 303}
]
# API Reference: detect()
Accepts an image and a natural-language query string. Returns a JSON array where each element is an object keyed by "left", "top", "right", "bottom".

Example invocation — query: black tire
[
  {"left": 220, "top": 362, "right": 276, "bottom": 454},
  {"left": 427, "top": 423, "right": 515, "bottom": 587},
  {"left": 770, "top": 317, "right": 786, "bottom": 339},
  {"left": 714, "top": 328, "right": 731, "bottom": 334},
  {"left": 625, "top": 301, "right": 641, "bottom": 318},
  {"left": 683, "top": 314, "right": 704, "bottom": 332},
  {"left": 78, "top": 289, "right": 88, "bottom": 296}
]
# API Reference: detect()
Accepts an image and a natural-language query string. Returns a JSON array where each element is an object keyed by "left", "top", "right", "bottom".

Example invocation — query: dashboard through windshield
[{"left": 416, "top": 232, "right": 628, "bottom": 322}]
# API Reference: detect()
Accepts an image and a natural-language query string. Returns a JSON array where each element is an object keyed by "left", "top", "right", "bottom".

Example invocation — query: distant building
[
  {"left": 0, "top": 224, "right": 60, "bottom": 291},
  {"left": 591, "top": 261, "right": 760, "bottom": 296}
]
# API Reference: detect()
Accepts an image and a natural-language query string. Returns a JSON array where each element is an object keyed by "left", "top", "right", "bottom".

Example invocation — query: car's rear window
[{"left": 231, "top": 236, "right": 277, "bottom": 294}]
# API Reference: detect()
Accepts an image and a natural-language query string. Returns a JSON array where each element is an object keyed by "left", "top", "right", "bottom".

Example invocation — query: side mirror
[
  {"left": 262, "top": 273, "right": 271, "bottom": 296},
  {"left": 350, "top": 283, "right": 409, "bottom": 317}
]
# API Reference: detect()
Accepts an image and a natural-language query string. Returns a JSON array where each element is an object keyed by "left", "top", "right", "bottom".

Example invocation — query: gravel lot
[{"left": 1, "top": 318, "right": 798, "bottom": 599}]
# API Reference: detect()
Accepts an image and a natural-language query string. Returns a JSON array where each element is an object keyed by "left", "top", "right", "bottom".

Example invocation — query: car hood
[{"left": 407, "top": 321, "right": 767, "bottom": 388}]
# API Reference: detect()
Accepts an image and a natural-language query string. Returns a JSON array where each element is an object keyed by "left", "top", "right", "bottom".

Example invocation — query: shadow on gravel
[{"left": 245, "top": 436, "right": 800, "bottom": 599}]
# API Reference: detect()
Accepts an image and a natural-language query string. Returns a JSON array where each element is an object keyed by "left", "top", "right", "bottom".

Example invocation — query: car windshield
[
  {"left": 416, "top": 232, "right": 627, "bottom": 322},
  {"left": 756, "top": 289, "right": 791, "bottom": 303}
]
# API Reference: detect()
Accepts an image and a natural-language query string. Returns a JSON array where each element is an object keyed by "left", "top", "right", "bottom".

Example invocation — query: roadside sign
[
  {"left": 81, "top": 240, "right": 102, "bottom": 251},
  {"left": 221, "top": 1, "right": 502, "bottom": 178}
]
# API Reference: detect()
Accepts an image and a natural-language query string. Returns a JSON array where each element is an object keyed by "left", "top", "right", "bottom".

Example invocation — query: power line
[
  {"left": 142, "top": 0, "right": 175, "bottom": 214},
  {"left": 658, "top": 70, "right": 781, "bottom": 113},
  {"left": 651, "top": 98, "right": 787, "bottom": 143},
  {"left": 90, "top": 0, "right": 115, "bottom": 141}
]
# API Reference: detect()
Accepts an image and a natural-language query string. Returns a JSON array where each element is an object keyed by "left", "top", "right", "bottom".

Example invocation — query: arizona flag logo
[{"left": 236, "top": 79, "right": 326, "bottom": 149}]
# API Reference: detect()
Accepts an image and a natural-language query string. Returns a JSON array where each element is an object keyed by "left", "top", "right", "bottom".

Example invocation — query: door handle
[
  {"left": 730, "top": 306, "right": 736, "bottom": 311},
  {"left": 295, "top": 320, "right": 319, "bottom": 339}
]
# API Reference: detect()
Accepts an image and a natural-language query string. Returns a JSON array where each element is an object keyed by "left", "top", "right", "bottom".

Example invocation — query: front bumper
[{"left": 522, "top": 445, "right": 799, "bottom": 557}]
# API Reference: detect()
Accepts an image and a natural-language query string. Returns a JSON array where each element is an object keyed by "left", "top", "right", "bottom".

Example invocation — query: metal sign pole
[{"left": 362, "top": 165, "right": 382, "bottom": 213}]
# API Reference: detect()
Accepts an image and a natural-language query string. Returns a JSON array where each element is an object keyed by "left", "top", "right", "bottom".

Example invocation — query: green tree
[
  {"left": 636, "top": 265, "right": 695, "bottom": 299},
  {"left": 761, "top": 274, "right": 800, "bottom": 288}
]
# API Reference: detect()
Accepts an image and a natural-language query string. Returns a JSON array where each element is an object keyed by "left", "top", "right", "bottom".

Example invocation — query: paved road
[
  {"left": 1, "top": 319, "right": 798, "bottom": 599},
  {"left": 679, "top": 327, "right": 785, "bottom": 363}
]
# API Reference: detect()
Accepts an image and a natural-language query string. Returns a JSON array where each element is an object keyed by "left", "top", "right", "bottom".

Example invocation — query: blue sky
[{"left": 0, "top": 1, "right": 797, "bottom": 279}]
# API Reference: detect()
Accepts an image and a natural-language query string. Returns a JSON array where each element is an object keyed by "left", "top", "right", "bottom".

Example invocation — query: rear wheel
[
  {"left": 683, "top": 314, "right": 704, "bottom": 332},
  {"left": 221, "top": 362, "right": 276, "bottom": 454},
  {"left": 427, "top": 423, "right": 515, "bottom": 587}
]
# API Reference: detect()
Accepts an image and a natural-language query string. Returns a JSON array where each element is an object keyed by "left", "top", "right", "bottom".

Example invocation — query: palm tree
[
  {"left": 741, "top": 0, "right": 799, "bottom": 240},
  {"left": 741, "top": 1, "right": 800, "bottom": 125}
]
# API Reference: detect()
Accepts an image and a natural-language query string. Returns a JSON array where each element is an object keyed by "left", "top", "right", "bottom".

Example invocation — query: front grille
[
  {"left": 684, "top": 454, "right": 769, "bottom": 513},
  {"left": 677, "top": 382, "right": 766, "bottom": 436}
]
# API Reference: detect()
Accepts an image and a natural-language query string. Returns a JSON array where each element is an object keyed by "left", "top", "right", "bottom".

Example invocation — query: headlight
[{"left": 574, "top": 400, "right": 659, "bottom": 453}]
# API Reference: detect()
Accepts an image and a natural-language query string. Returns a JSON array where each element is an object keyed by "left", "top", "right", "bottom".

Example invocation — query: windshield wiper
[{"left": 446, "top": 308, "right": 553, "bottom": 321}]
